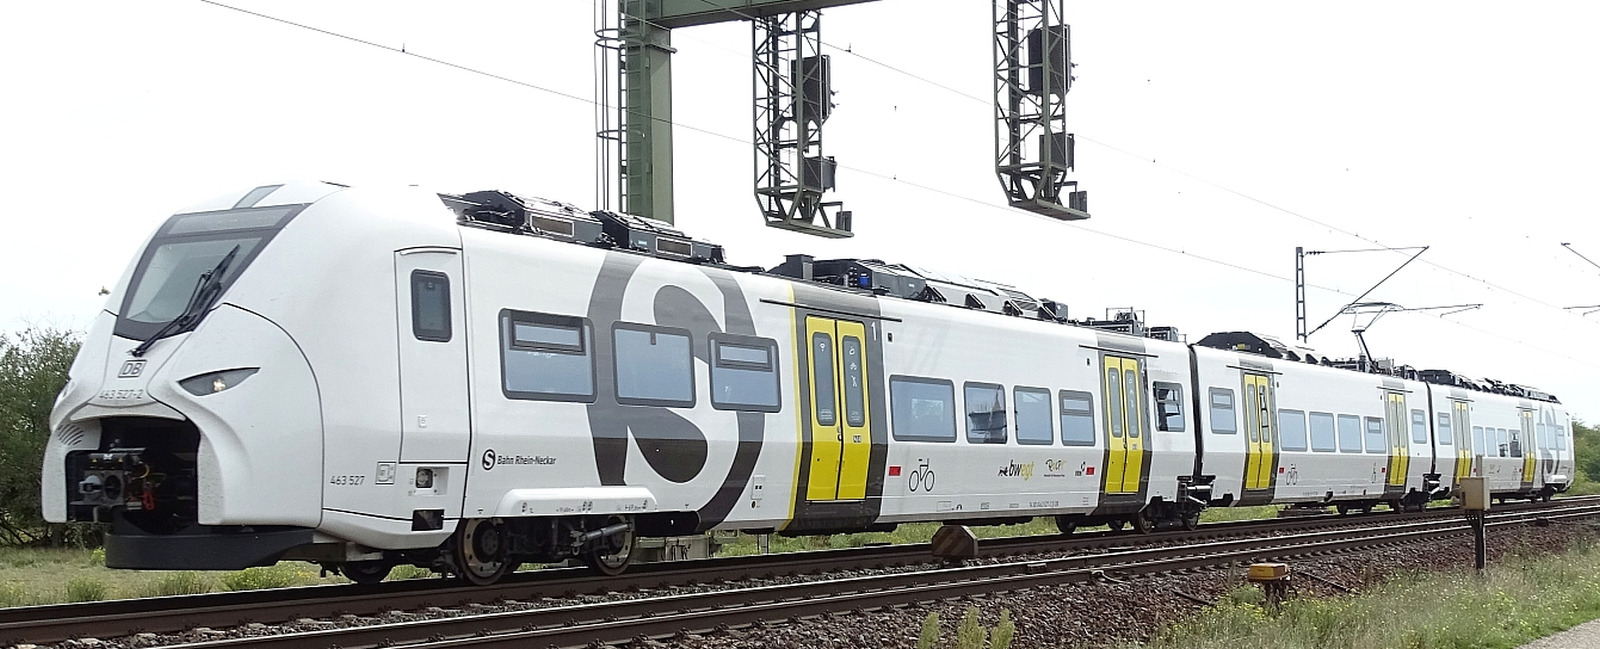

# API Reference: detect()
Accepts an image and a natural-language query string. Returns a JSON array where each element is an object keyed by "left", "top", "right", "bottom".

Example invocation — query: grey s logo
[
  {"left": 481, "top": 449, "right": 496, "bottom": 471},
  {"left": 118, "top": 360, "right": 146, "bottom": 378}
]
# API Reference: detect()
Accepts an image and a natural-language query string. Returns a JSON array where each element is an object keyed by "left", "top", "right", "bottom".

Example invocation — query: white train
[{"left": 43, "top": 182, "right": 1573, "bottom": 584}]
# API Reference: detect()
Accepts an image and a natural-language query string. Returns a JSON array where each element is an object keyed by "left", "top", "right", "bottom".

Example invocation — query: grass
[
  {"left": 0, "top": 545, "right": 355, "bottom": 607},
  {"left": 1127, "top": 536, "right": 1600, "bottom": 649}
]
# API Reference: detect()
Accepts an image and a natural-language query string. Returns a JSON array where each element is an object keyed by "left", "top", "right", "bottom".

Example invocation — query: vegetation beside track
[{"left": 1129, "top": 536, "right": 1600, "bottom": 649}]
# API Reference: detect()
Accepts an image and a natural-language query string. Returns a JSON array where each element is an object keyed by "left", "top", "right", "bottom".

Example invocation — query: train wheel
[
  {"left": 583, "top": 515, "right": 636, "bottom": 576},
  {"left": 1131, "top": 508, "right": 1156, "bottom": 535},
  {"left": 1336, "top": 503, "right": 1351, "bottom": 516},
  {"left": 1108, "top": 519, "right": 1127, "bottom": 532},
  {"left": 342, "top": 560, "right": 393, "bottom": 585},
  {"left": 1180, "top": 511, "right": 1201, "bottom": 531},
  {"left": 1542, "top": 490, "right": 1554, "bottom": 503},
  {"left": 1054, "top": 515, "right": 1078, "bottom": 536},
  {"left": 453, "top": 518, "right": 511, "bottom": 586}
]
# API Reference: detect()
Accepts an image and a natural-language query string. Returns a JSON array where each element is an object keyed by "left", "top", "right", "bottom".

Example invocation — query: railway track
[{"left": 3, "top": 496, "right": 1594, "bottom": 647}]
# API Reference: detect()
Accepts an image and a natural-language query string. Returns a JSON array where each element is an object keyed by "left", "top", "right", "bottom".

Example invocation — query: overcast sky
[{"left": 2, "top": 1, "right": 1597, "bottom": 418}]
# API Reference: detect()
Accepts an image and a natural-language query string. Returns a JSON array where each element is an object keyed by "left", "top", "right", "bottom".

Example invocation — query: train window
[
  {"left": 965, "top": 382, "right": 1009, "bottom": 444},
  {"left": 1208, "top": 388, "right": 1237, "bottom": 435},
  {"left": 1153, "top": 382, "right": 1185, "bottom": 432},
  {"left": 1278, "top": 409, "right": 1308, "bottom": 452},
  {"left": 1410, "top": 409, "right": 1428, "bottom": 444},
  {"left": 1497, "top": 428, "right": 1509, "bottom": 457},
  {"left": 842, "top": 336, "right": 866, "bottom": 427},
  {"left": 1472, "top": 426, "right": 1486, "bottom": 457},
  {"left": 1337, "top": 415, "right": 1363, "bottom": 453},
  {"left": 1509, "top": 429, "right": 1523, "bottom": 458},
  {"left": 410, "top": 270, "right": 451, "bottom": 342},
  {"left": 1437, "top": 412, "right": 1454, "bottom": 445},
  {"left": 1107, "top": 368, "right": 1124, "bottom": 438},
  {"left": 1014, "top": 387, "right": 1053, "bottom": 445},
  {"left": 709, "top": 334, "right": 781, "bottom": 413},
  {"left": 1538, "top": 422, "right": 1551, "bottom": 454},
  {"left": 811, "top": 333, "right": 836, "bottom": 425},
  {"left": 500, "top": 310, "right": 595, "bottom": 402},
  {"left": 1309, "top": 412, "right": 1336, "bottom": 452},
  {"left": 613, "top": 324, "right": 695, "bottom": 407},
  {"left": 1364, "top": 417, "right": 1386, "bottom": 454},
  {"left": 1059, "top": 390, "right": 1096, "bottom": 446},
  {"left": 1558, "top": 424, "right": 1568, "bottom": 451},
  {"left": 890, "top": 376, "right": 956, "bottom": 442}
]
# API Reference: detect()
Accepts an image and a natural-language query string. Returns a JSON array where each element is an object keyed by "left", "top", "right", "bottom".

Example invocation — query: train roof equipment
[{"left": 445, "top": 190, "right": 725, "bottom": 264}]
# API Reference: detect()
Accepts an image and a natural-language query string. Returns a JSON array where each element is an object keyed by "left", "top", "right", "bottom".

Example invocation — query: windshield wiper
[{"left": 130, "top": 245, "right": 241, "bottom": 358}]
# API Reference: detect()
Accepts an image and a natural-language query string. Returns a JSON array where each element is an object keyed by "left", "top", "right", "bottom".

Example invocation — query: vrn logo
[{"left": 117, "top": 360, "right": 146, "bottom": 378}]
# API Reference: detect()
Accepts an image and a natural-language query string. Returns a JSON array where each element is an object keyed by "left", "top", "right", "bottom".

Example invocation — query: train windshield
[{"left": 114, "top": 205, "right": 305, "bottom": 341}]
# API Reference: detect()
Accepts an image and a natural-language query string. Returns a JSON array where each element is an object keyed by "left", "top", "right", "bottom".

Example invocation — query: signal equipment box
[{"left": 1459, "top": 476, "right": 1490, "bottom": 510}]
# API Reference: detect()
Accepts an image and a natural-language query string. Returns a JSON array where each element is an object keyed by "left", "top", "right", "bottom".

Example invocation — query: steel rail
[
  {"left": 2, "top": 495, "right": 1588, "bottom": 645},
  {"left": 142, "top": 504, "right": 1600, "bottom": 649}
]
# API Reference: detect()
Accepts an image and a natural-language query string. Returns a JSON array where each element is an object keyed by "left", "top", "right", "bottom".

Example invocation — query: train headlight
[
  {"left": 415, "top": 468, "right": 435, "bottom": 489},
  {"left": 178, "top": 368, "right": 259, "bottom": 396}
]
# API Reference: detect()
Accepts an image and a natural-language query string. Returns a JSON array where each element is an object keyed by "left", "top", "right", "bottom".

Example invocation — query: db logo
[
  {"left": 118, "top": 360, "right": 146, "bottom": 378},
  {"left": 481, "top": 449, "right": 497, "bottom": 471}
]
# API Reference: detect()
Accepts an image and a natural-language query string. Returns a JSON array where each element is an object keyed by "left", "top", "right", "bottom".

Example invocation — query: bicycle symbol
[{"left": 909, "top": 458, "right": 936, "bottom": 493}]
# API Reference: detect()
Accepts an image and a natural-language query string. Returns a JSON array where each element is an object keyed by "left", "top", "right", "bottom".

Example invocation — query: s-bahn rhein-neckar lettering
[{"left": 43, "top": 182, "right": 1573, "bottom": 585}]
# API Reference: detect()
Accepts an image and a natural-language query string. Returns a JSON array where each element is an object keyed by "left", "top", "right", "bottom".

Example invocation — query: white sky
[{"left": 2, "top": 1, "right": 1597, "bottom": 418}]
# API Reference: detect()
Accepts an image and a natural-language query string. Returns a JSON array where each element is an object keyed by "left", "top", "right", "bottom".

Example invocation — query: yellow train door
[
  {"left": 803, "top": 316, "right": 872, "bottom": 501},
  {"left": 1520, "top": 409, "right": 1536, "bottom": 490},
  {"left": 1102, "top": 356, "right": 1145, "bottom": 494},
  {"left": 1385, "top": 393, "right": 1408, "bottom": 487},
  {"left": 1452, "top": 400, "right": 1472, "bottom": 480},
  {"left": 1243, "top": 373, "right": 1275, "bottom": 490}
]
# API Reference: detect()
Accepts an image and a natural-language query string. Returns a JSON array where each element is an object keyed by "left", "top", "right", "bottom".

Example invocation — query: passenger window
[
  {"left": 613, "top": 324, "right": 694, "bottom": 407},
  {"left": 811, "top": 333, "right": 836, "bottom": 425},
  {"left": 410, "top": 270, "right": 451, "bottom": 342},
  {"left": 1337, "top": 414, "right": 1363, "bottom": 453},
  {"left": 1153, "top": 382, "right": 1185, "bottom": 432},
  {"left": 1497, "top": 428, "right": 1509, "bottom": 457},
  {"left": 965, "top": 382, "right": 1008, "bottom": 444},
  {"left": 1124, "top": 371, "right": 1141, "bottom": 439},
  {"left": 1107, "top": 368, "right": 1123, "bottom": 438},
  {"left": 709, "top": 334, "right": 781, "bottom": 412},
  {"left": 1014, "top": 387, "right": 1053, "bottom": 445},
  {"left": 842, "top": 336, "right": 865, "bottom": 426},
  {"left": 890, "top": 376, "right": 956, "bottom": 442},
  {"left": 1364, "top": 417, "right": 1386, "bottom": 454},
  {"left": 1309, "top": 412, "right": 1336, "bottom": 452},
  {"left": 1509, "top": 428, "right": 1522, "bottom": 458},
  {"left": 1278, "top": 410, "right": 1308, "bottom": 452},
  {"left": 1208, "top": 388, "right": 1237, "bottom": 434},
  {"left": 1558, "top": 424, "right": 1568, "bottom": 451},
  {"left": 1410, "top": 409, "right": 1428, "bottom": 444},
  {"left": 1437, "top": 412, "right": 1454, "bottom": 445},
  {"left": 1472, "top": 426, "right": 1486, "bottom": 456},
  {"left": 500, "top": 311, "right": 595, "bottom": 402},
  {"left": 1059, "top": 390, "right": 1095, "bottom": 446}
]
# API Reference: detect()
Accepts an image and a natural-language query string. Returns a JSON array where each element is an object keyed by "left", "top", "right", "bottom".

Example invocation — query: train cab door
[
  {"left": 1384, "top": 392, "right": 1408, "bottom": 489},
  {"left": 1241, "top": 373, "right": 1276, "bottom": 491},
  {"left": 1519, "top": 409, "right": 1536, "bottom": 490},
  {"left": 396, "top": 249, "right": 470, "bottom": 464},
  {"left": 1101, "top": 355, "right": 1146, "bottom": 495},
  {"left": 803, "top": 316, "right": 872, "bottom": 501}
]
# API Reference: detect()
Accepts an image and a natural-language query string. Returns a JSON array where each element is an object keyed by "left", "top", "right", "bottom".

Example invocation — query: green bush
[
  {"left": 145, "top": 571, "right": 213, "bottom": 597},
  {"left": 917, "top": 611, "right": 941, "bottom": 649},
  {"left": 991, "top": 609, "right": 1015, "bottom": 649},
  {"left": 0, "top": 327, "right": 81, "bottom": 546},
  {"left": 388, "top": 564, "right": 435, "bottom": 581},
  {"left": 221, "top": 564, "right": 312, "bottom": 591},
  {"left": 955, "top": 606, "right": 987, "bottom": 649},
  {"left": 64, "top": 577, "right": 108, "bottom": 602}
]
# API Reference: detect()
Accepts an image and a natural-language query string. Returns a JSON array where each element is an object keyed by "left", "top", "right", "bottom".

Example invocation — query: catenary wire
[{"left": 192, "top": 0, "right": 1600, "bottom": 372}]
